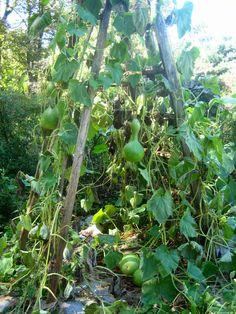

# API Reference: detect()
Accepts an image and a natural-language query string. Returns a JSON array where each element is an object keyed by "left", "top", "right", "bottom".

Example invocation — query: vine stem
[{"left": 47, "top": 0, "right": 112, "bottom": 302}]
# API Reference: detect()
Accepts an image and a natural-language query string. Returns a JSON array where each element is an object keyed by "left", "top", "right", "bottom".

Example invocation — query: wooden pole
[
  {"left": 153, "top": 1, "right": 202, "bottom": 208},
  {"left": 47, "top": 0, "right": 112, "bottom": 301}
]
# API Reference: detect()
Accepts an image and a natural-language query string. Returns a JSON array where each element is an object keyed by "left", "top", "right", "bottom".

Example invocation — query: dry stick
[
  {"left": 47, "top": 0, "right": 112, "bottom": 301},
  {"left": 153, "top": 2, "right": 202, "bottom": 209}
]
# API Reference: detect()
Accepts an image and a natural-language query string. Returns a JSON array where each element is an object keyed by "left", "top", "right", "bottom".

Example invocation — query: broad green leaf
[
  {"left": 177, "top": 46, "right": 200, "bottom": 81},
  {"left": 147, "top": 188, "right": 173, "bottom": 224},
  {"left": 104, "top": 204, "right": 117, "bottom": 217},
  {"left": 133, "top": 4, "right": 149, "bottom": 36},
  {"left": 92, "top": 143, "right": 108, "bottom": 154},
  {"left": 41, "top": 0, "right": 49, "bottom": 5},
  {"left": 98, "top": 73, "right": 113, "bottom": 89},
  {"left": 113, "top": 12, "right": 136, "bottom": 36},
  {"left": 39, "top": 154, "right": 51, "bottom": 173},
  {"left": 110, "top": 41, "right": 129, "bottom": 62},
  {"left": 201, "top": 76, "right": 220, "bottom": 95},
  {"left": 147, "top": 225, "right": 160, "bottom": 238},
  {"left": 67, "top": 23, "right": 87, "bottom": 37},
  {"left": 68, "top": 80, "right": 92, "bottom": 106},
  {"left": 97, "top": 234, "right": 116, "bottom": 246},
  {"left": 0, "top": 256, "right": 13, "bottom": 277},
  {"left": 81, "top": 187, "right": 94, "bottom": 212},
  {"left": 178, "top": 241, "right": 204, "bottom": 262},
  {"left": 154, "top": 245, "right": 179, "bottom": 276},
  {"left": 187, "top": 261, "right": 205, "bottom": 282},
  {"left": 30, "top": 12, "right": 51, "bottom": 36},
  {"left": 202, "top": 261, "right": 219, "bottom": 278},
  {"left": 130, "top": 192, "right": 143, "bottom": 208},
  {"left": 225, "top": 217, "right": 236, "bottom": 239},
  {"left": 64, "top": 282, "right": 73, "bottom": 299},
  {"left": 220, "top": 250, "right": 233, "bottom": 263},
  {"left": 21, "top": 251, "right": 34, "bottom": 268},
  {"left": 76, "top": 5, "right": 97, "bottom": 25},
  {"left": 59, "top": 122, "right": 78, "bottom": 147},
  {"left": 92, "top": 209, "right": 105, "bottom": 224},
  {"left": 138, "top": 167, "right": 151, "bottom": 184},
  {"left": 29, "top": 225, "right": 39, "bottom": 239},
  {"left": 180, "top": 208, "right": 197, "bottom": 239},
  {"left": 141, "top": 249, "right": 159, "bottom": 281},
  {"left": 40, "top": 173, "right": 58, "bottom": 191},
  {"left": 106, "top": 62, "right": 123, "bottom": 85},
  {"left": 0, "top": 237, "right": 7, "bottom": 256},
  {"left": 125, "top": 185, "right": 135, "bottom": 201},
  {"left": 110, "top": 0, "right": 129, "bottom": 6},
  {"left": 55, "top": 24, "right": 66, "bottom": 49},
  {"left": 176, "top": 2, "right": 193, "bottom": 38},
  {"left": 179, "top": 123, "right": 203, "bottom": 160},
  {"left": 20, "top": 215, "right": 32, "bottom": 231},
  {"left": 40, "top": 224, "right": 50, "bottom": 240},
  {"left": 127, "top": 60, "right": 140, "bottom": 71},
  {"left": 53, "top": 54, "right": 80, "bottom": 82},
  {"left": 128, "top": 74, "right": 141, "bottom": 89},
  {"left": 142, "top": 276, "right": 178, "bottom": 305},
  {"left": 104, "top": 250, "right": 122, "bottom": 269},
  {"left": 83, "top": 0, "right": 102, "bottom": 19},
  {"left": 222, "top": 152, "right": 235, "bottom": 176}
]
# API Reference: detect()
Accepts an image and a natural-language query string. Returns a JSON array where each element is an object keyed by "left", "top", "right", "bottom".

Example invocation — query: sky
[
  {"left": 177, "top": 0, "right": 236, "bottom": 39},
  {"left": 1, "top": 0, "right": 236, "bottom": 40}
]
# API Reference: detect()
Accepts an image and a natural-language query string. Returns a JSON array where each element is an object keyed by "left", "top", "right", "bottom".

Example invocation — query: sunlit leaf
[
  {"left": 20, "top": 215, "right": 32, "bottom": 231},
  {"left": 59, "top": 122, "right": 78, "bottom": 147},
  {"left": 154, "top": 245, "right": 179, "bottom": 276},
  {"left": 177, "top": 46, "right": 200, "bottom": 81},
  {"left": 133, "top": 3, "right": 149, "bottom": 35},
  {"left": 179, "top": 122, "right": 203, "bottom": 160},
  {"left": 0, "top": 237, "right": 7, "bottom": 256},
  {"left": 113, "top": 12, "right": 136, "bottom": 36},
  {"left": 201, "top": 76, "right": 220, "bottom": 95},
  {"left": 220, "top": 250, "right": 233, "bottom": 263},
  {"left": 83, "top": 0, "right": 102, "bottom": 19},
  {"left": 40, "top": 224, "right": 50, "bottom": 240},
  {"left": 30, "top": 12, "right": 51, "bottom": 36},
  {"left": 68, "top": 80, "right": 92, "bottom": 106},
  {"left": 53, "top": 54, "right": 80, "bottom": 82},
  {"left": 104, "top": 250, "right": 122, "bottom": 269},
  {"left": 141, "top": 249, "right": 159, "bottom": 281},
  {"left": 76, "top": 5, "right": 97, "bottom": 25},
  {"left": 110, "top": 41, "right": 129, "bottom": 62},
  {"left": 187, "top": 261, "right": 205, "bottom": 282},
  {"left": 0, "top": 256, "right": 13, "bottom": 277},
  {"left": 176, "top": 2, "right": 193, "bottom": 38},
  {"left": 147, "top": 188, "right": 173, "bottom": 224},
  {"left": 180, "top": 208, "right": 197, "bottom": 239}
]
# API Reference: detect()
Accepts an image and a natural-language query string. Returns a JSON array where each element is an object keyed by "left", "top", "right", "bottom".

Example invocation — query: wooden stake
[{"left": 47, "top": 0, "right": 112, "bottom": 301}]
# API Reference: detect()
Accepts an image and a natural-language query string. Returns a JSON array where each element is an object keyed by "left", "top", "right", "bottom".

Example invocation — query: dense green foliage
[{"left": 0, "top": 0, "right": 236, "bottom": 313}]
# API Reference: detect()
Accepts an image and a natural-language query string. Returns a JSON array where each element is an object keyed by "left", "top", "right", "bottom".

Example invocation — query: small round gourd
[
  {"left": 40, "top": 107, "right": 59, "bottom": 131},
  {"left": 123, "top": 119, "right": 144, "bottom": 162},
  {"left": 119, "top": 254, "right": 140, "bottom": 275},
  {"left": 132, "top": 268, "right": 142, "bottom": 287}
]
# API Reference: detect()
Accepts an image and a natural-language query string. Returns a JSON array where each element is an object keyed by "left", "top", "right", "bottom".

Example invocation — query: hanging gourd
[
  {"left": 40, "top": 106, "right": 59, "bottom": 131},
  {"left": 123, "top": 118, "right": 144, "bottom": 162}
]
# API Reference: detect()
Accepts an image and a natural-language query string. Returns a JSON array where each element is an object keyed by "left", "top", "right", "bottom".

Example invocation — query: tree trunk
[
  {"left": 154, "top": 2, "right": 202, "bottom": 209},
  {"left": 47, "top": 0, "right": 112, "bottom": 301}
]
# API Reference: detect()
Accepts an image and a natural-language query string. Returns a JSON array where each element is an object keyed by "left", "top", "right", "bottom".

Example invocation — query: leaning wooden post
[
  {"left": 153, "top": 1, "right": 202, "bottom": 208},
  {"left": 47, "top": 0, "right": 112, "bottom": 301}
]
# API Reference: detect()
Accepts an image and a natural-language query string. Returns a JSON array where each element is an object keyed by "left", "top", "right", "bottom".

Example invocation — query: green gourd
[
  {"left": 123, "top": 119, "right": 144, "bottom": 162},
  {"left": 40, "top": 107, "right": 59, "bottom": 131}
]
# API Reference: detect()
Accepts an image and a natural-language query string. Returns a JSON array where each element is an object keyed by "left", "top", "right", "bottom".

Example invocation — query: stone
[
  {"left": 0, "top": 296, "right": 16, "bottom": 313},
  {"left": 59, "top": 300, "right": 84, "bottom": 314}
]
